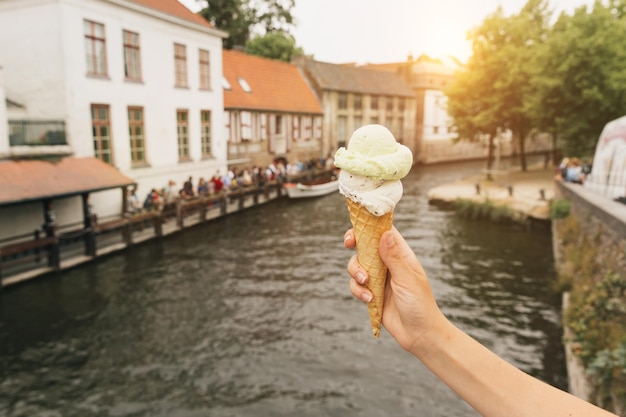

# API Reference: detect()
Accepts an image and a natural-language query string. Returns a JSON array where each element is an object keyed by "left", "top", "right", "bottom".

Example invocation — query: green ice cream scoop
[{"left": 334, "top": 124, "right": 413, "bottom": 180}]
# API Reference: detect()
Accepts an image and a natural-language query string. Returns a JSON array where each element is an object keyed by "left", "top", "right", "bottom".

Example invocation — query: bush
[
  {"left": 453, "top": 198, "right": 516, "bottom": 223},
  {"left": 550, "top": 199, "right": 571, "bottom": 219},
  {"left": 558, "top": 214, "right": 626, "bottom": 411}
]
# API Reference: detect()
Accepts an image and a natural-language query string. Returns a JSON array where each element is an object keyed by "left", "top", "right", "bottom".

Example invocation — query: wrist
[{"left": 407, "top": 312, "right": 456, "bottom": 361}]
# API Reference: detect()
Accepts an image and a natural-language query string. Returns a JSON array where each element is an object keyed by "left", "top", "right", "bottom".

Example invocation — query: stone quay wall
[{"left": 553, "top": 181, "right": 626, "bottom": 416}]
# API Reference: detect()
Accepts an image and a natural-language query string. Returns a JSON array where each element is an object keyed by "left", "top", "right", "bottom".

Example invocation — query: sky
[{"left": 179, "top": 0, "right": 596, "bottom": 65}]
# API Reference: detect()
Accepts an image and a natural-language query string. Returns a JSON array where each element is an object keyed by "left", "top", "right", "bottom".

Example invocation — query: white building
[{"left": 0, "top": 0, "right": 227, "bottom": 240}]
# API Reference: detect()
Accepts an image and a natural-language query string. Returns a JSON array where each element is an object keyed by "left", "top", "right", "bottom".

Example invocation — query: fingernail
[
  {"left": 362, "top": 292, "right": 373, "bottom": 303},
  {"left": 356, "top": 271, "right": 367, "bottom": 284}
]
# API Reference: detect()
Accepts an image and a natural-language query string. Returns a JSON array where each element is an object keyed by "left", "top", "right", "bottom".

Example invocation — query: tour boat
[{"left": 283, "top": 178, "right": 339, "bottom": 199}]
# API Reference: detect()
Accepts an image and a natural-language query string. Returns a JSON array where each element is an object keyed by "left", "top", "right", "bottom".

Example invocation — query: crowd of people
[
  {"left": 555, "top": 156, "right": 592, "bottom": 184},
  {"left": 126, "top": 156, "right": 336, "bottom": 215}
]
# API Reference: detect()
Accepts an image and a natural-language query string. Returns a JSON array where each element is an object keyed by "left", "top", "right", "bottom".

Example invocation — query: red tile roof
[
  {"left": 0, "top": 157, "right": 135, "bottom": 206},
  {"left": 223, "top": 50, "right": 322, "bottom": 114},
  {"left": 129, "top": 0, "right": 215, "bottom": 29}
]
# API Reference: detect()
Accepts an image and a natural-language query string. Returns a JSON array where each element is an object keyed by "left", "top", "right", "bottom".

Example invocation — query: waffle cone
[{"left": 346, "top": 198, "right": 394, "bottom": 338}]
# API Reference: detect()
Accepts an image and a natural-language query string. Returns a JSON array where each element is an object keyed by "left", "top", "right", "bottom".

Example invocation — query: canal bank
[
  {"left": 427, "top": 163, "right": 555, "bottom": 222},
  {"left": 0, "top": 169, "right": 336, "bottom": 290},
  {"left": 427, "top": 163, "right": 626, "bottom": 416},
  {"left": 552, "top": 181, "right": 626, "bottom": 416}
]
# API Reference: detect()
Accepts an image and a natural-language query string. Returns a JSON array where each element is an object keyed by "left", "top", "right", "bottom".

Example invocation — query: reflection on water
[{"left": 0, "top": 161, "right": 565, "bottom": 417}]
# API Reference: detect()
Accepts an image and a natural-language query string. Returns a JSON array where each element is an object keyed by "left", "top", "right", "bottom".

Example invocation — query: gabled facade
[
  {"left": 0, "top": 0, "right": 227, "bottom": 239},
  {"left": 364, "top": 55, "right": 457, "bottom": 163},
  {"left": 295, "top": 58, "right": 417, "bottom": 159},
  {"left": 222, "top": 50, "right": 323, "bottom": 169}
]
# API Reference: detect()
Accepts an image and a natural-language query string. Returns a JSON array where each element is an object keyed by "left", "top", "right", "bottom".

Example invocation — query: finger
[
  {"left": 379, "top": 227, "right": 426, "bottom": 280},
  {"left": 349, "top": 277, "right": 373, "bottom": 303},
  {"left": 343, "top": 228, "right": 355, "bottom": 249},
  {"left": 347, "top": 254, "right": 368, "bottom": 285}
]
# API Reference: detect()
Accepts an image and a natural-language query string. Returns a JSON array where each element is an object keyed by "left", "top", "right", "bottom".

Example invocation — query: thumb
[{"left": 379, "top": 227, "right": 426, "bottom": 283}]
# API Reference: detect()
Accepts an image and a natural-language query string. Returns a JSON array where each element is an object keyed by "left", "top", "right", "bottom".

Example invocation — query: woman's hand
[{"left": 344, "top": 227, "right": 447, "bottom": 355}]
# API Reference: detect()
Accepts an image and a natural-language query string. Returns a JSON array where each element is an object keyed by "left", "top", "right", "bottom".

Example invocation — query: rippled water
[{"left": 0, "top": 161, "right": 565, "bottom": 417}]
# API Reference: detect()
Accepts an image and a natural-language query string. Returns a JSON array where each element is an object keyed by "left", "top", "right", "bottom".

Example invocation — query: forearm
[{"left": 412, "top": 318, "right": 617, "bottom": 417}]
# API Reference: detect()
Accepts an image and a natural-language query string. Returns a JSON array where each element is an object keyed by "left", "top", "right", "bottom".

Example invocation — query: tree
[
  {"left": 446, "top": 0, "right": 549, "bottom": 170},
  {"left": 528, "top": 0, "right": 626, "bottom": 157},
  {"left": 446, "top": 0, "right": 551, "bottom": 171},
  {"left": 245, "top": 31, "right": 304, "bottom": 62},
  {"left": 198, "top": 0, "right": 296, "bottom": 51},
  {"left": 445, "top": 7, "right": 509, "bottom": 171}
]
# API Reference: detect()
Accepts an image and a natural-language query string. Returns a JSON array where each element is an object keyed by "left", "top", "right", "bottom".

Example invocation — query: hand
[{"left": 344, "top": 227, "right": 447, "bottom": 355}]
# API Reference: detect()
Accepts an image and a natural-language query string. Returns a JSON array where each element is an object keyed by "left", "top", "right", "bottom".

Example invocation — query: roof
[
  {"left": 298, "top": 59, "right": 415, "bottom": 97},
  {"left": 359, "top": 62, "right": 404, "bottom": 73},
  {"left": 128, "top": 0, "right": 216, "bottom": 30},
  {"left": 0, "top": 157, "right": 135, "bottom": 207},
  {"left": 222, "top": 50, "right": 322, "bottom": 114}
]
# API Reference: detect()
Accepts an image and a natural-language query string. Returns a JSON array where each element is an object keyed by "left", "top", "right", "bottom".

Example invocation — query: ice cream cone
[{"left": 346, "top": 198, "right": 394, "bottom": 338}]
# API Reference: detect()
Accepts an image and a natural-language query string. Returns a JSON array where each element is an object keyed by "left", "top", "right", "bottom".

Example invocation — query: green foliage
[
  {"left": 567, "top": 273, "right": 626, "bottom": 408},
  {"left": 549, "top": 199, "right": 571, "bottom": 219},
  {"left": 530, "top": 0, "right": 626, "bottom": 157},
  {"left": 453, "top": 198, "right": 516, "bottom": 223},
  {"left": 200, "top": 0, "right": 254, "bottom": 48},
  {"left": 198, "top": 0, "right": 296, "bottom": 50},
  {"left": 557, "top": 215, "right": 626, "bottom": 409},
  {"left": 245, "top": 31, "right": 303, "bottom": 62},
  {"left": 446, "top": 0, "right": 551, "bottom": 171},
  {"left": 447, "top": 0, "right": 626, "bottom": 165}
]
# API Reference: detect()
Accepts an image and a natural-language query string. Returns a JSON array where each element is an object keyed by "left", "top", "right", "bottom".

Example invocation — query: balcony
[{"left": 8, "top": 120, "right": 72, "bottom": 157}]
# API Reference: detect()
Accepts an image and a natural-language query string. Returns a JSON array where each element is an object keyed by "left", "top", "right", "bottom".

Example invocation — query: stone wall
[{"left": 553, "top": 180, "right": 626, "bottom": 416}]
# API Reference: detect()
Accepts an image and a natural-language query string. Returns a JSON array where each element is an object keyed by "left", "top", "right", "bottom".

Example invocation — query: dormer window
[
  {"left": 221, "top": 77, "right": 232, "bottom": 90},
  {"left": 238, "top": 77, "right": 251, "bottom": 93}
]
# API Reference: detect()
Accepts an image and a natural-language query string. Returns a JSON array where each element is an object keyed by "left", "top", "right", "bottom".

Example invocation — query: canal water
[{"left": 0, "top": 161, "right": 566, "bottom": 417}]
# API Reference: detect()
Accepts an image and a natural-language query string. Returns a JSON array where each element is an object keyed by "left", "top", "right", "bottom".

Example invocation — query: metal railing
[{"left": 9, "top": 120, "right": 67, "bottom": 146}]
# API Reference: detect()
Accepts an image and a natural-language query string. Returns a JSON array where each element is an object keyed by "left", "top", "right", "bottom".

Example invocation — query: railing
[
  {"left": 9, "top": 120, "right": 67, "bottom": 146},
  {"left": 0, "top": 168, "right": 334, "bottom": 288}
]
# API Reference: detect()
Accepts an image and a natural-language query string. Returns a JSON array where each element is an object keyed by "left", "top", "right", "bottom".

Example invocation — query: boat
[{"left": 283, "top": 178, "right": 339, "bottom": 199}]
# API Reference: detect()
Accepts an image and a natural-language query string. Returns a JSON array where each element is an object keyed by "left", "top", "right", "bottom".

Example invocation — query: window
[
  {"left": 370, "top": 95, "right": 378, "bottom": 110},
  {"left": 354, "top": 116, "right": 362, "bottom": 131},
  {"left": 177, "top": 109, "right": 190, "bottom": 160},
  {"left": 314, "top": 117, "right": 322, "bottom": 140},
  {"left": 274, "top": 115, "right": 282, "bottom": 135},
  {"left": 128, "top": 106, "right": 146, "bottom": 165},
  {"left": 224, "top": 110, "right": 231, "bottom": 142},
  {"left": 259, "top": 113, "right": 267, "bottom": 140},
  {"left": 123, "top": 30, "right": 141, "bottom": 81},
  {"left": 338, "top": 92, "right": 347, "bottom": 109},
  {"left": 386, "top": 96, "right": 394, "bottom": 112},
  {"left": 221, "top": 77, "right": 232, "bottom": 90},
  {"left": 91, "top": 104, "right": 113, "bottom": 164},
  {"left": 238, "top": 77, "right": 252, "bottom": 93},
  {"left": 201, "top": 110, "right": 212, "bottom": 157},
  {"left": 398, "top": 97, "right": 405, "bottom": 112},
  {"left": 174, "top": 43, "right": 188, "bottom": 87},
  {"left": 199, "top": 49, "right": 211, "bottom": 89},
  {"left": 241, "top": 111, "right": 252, "bottom": 140},
  {"left": 84, "top": 20, "right": 107, "bottom": 76},
  {"left": 292, "top": 116, "right": 300, "bottom": 140},
  {"left": 337, "top": 116, "right": 347, "bottom": 144},
  {"left": 302, "top": 116, "right": 312, "bottom": 140},
  {"left": 354, "top": 94, "right": 362, "bottom": 111}
]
